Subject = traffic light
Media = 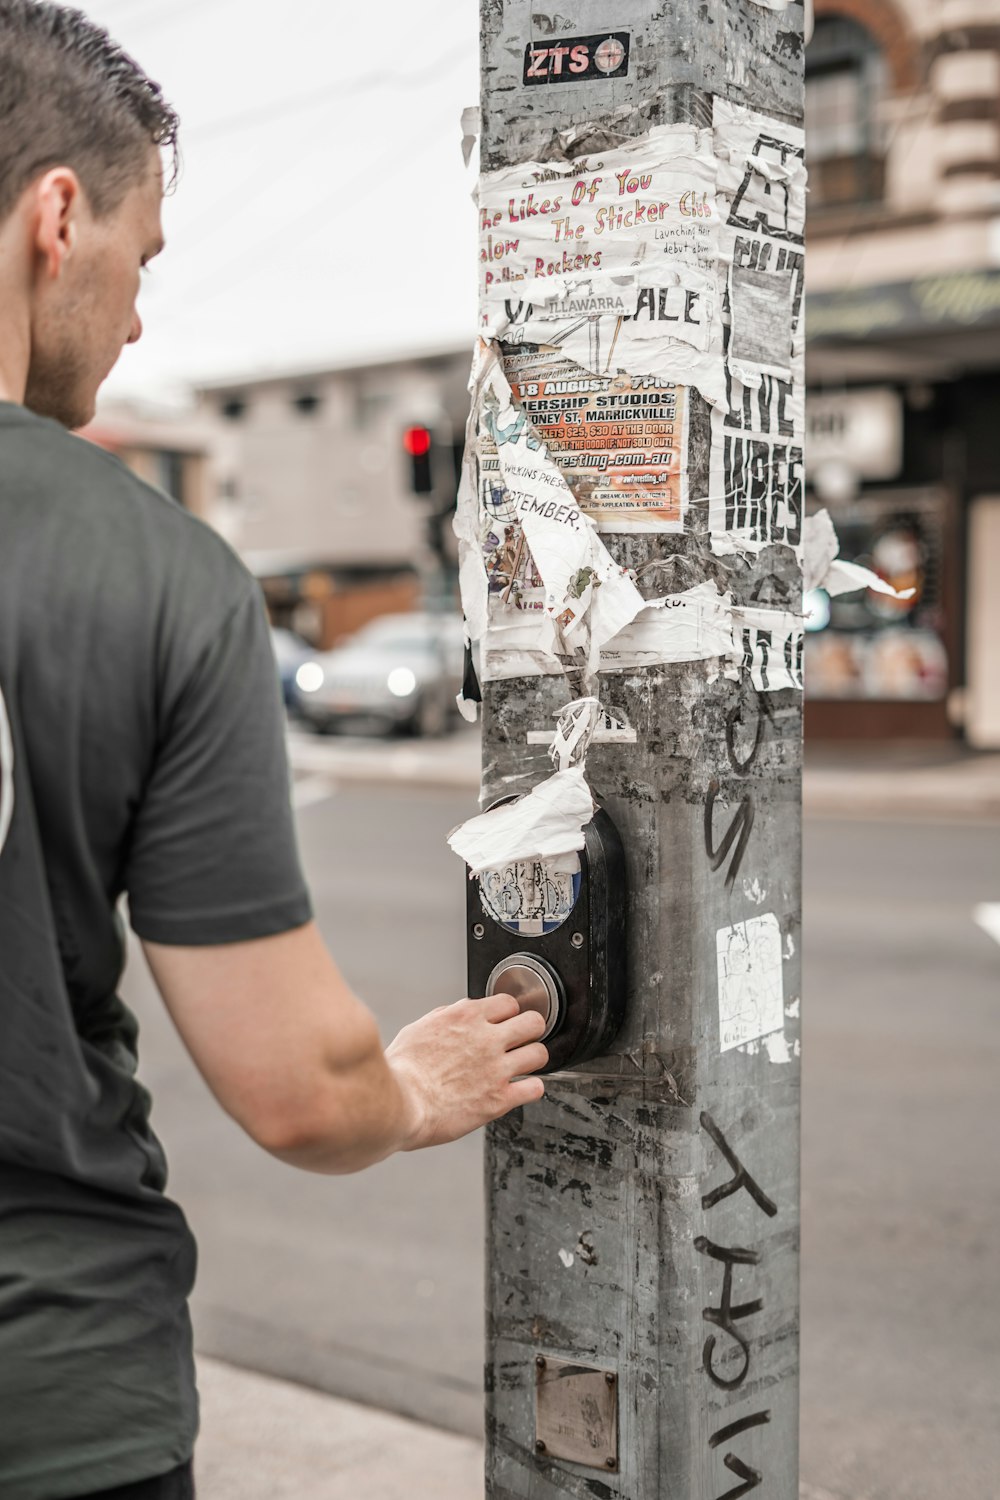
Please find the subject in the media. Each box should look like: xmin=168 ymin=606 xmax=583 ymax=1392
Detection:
xmin=403 ymin=424 xmax=434 ymax=494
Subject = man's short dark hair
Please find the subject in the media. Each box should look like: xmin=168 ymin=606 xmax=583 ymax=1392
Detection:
xmin=0 ymin=0 xmax=178 ymax=220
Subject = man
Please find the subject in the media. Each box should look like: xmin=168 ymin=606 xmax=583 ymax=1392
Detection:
xmin=0 ymin=5 xmax=548 ymax=1497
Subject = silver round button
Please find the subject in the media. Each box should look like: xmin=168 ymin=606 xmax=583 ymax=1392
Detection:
xmin=485 ymin=954 xmax=563 ymax=1040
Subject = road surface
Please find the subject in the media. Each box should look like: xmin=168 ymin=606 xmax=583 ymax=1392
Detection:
xmin=123 ymin=778 xmax=1000 ymax=1500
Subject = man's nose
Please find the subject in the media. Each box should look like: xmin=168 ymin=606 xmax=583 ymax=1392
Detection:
xmin=127 ymin=309 xmax=143 ymax=345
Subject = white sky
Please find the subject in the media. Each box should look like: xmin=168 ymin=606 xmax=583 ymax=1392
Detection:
xmin=83 ymin=0 xmax=480 ymax=402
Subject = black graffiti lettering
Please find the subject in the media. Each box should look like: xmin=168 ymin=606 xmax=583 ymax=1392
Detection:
xmin=716 ymin=1452 xmax=763 ymax=1500
xmin=725 ymin=693 xmax=766 ymax=774
xmin=700 ymin=1112 xmax=778 ymax=1217
xmin=704 ymin=780 xmax=755 ymax=890
xmin=694 ymin=1237 xmax=762 ymax=1390
xmin=709 ymin=1410 xmax=771 ymax=1449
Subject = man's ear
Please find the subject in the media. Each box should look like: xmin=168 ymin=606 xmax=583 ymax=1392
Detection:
xmin=32 ymin=167 xmax=83 ymax=281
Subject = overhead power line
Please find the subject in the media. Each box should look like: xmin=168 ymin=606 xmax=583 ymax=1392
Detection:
xmin=186 ymin=38 xmax=472 ymax=145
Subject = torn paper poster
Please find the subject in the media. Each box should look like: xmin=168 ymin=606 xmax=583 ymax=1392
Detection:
xmin=482 ymin=347 xmax=687 ymax=533
xmin=717 ymin=912 xmax=784 ymax=1052
xmin=549 ymin=696 xmax=604 ymax=770
xmin=599 ymin=582 xmax=736 ymax=673
xmin=747 ymin=0 xmax=795 ymax=8
xmin=527 ymin=705 xmax=637 ymax=749
xmin=460 ymin=341 xmax=646 ymax=674
xmin=802 ymin=507 xmax=839 ymax=592
xmin=730 ymin=605 xmax=804 ymax=692
xmin=477 ymin=581 xmax=736 ymax=680
xmin=708 ymin=100 xmax=806 ymax=555
xmin=460 ymin=105 xmax=480 ymax=168
xmin=448 ymin=764 xmax=594 ymax=876
xmin=477 ymin=125 xmax=727 ymax=409
xmin=803 ymin=508 xmax=916 ymax=600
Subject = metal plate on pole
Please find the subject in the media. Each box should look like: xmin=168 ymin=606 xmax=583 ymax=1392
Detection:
xmin=534 ymin=1356 xmax=618 ymax=1471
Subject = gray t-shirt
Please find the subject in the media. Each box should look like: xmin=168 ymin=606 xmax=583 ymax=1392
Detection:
xmin=0 ymin=404 xmax=312 ymax=1498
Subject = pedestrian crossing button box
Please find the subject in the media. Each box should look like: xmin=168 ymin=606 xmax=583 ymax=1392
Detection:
xmin=467 ymin=802 xmax=626 ymax=1073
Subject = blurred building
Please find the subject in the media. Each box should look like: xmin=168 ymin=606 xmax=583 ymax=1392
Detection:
xmin=98 ymin=3 xmax=999 ymax=741
xmin=805 ymin=0 xmax=1000 ymax=745
xmin=81 ymin=402 xmax=216 ymax=524
xmin=194 ymin=349 xmax=468 ymax=647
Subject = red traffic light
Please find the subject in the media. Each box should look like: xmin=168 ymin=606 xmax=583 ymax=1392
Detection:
xmin=403 ymin=425 xmax=432 ymax=457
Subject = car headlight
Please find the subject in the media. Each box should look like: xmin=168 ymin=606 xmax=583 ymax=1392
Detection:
xmin=295 ymin=662 xmax=325 ymax=693
xmin=386 ymin=667 xmax=417 ymax=698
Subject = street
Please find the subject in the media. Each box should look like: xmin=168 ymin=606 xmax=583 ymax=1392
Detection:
xmin=122 ymin=776 xmax=1000 ymax=1500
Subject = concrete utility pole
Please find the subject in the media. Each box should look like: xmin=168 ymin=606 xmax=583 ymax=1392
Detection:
xmin=467 ymin=3 xmax=806 ymax=1497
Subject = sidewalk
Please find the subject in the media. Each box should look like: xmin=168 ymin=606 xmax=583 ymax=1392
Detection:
xmin=195 ymin=1357 xmax=481 ymax=1500
xmin=199 ymin=1362 xmax=857 ymax=1500
xmin=287 ymin=724 xmax=1000 ymax=821
xmin=197 ymin=1357 xmax=856 ymax=1500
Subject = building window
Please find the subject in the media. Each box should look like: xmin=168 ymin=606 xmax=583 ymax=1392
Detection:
xmin=292 ymin=391 xmax=322 ymax=416
xmin=354 ymin=387 xmax=393 ymax=431
xmin=219 ymin=396 xmax=247 ymax=421
xmin=152 ymin=450 xmax=187 ymax=506
xmin=806 ymin=16 xmax=888 ymax=209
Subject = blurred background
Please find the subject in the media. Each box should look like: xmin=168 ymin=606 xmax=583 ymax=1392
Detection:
xmin=69 ymin=0 xmax=1000 ymax=1495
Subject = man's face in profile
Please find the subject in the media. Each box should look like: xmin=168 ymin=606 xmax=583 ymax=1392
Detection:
xmin=24 ymin=150 xmax=165 ymax=431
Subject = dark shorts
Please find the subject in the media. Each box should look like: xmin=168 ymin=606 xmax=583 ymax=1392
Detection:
xmin=74 ymin=1461 xmax=194 ymax=1500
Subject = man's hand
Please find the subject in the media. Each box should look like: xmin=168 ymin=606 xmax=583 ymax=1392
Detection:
xmin=386 ymin=995 xmax=548 ymax=1151
xmin=143 ymin=922 xmax=547 ymax=1175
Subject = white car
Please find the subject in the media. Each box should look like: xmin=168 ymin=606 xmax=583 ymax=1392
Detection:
xmin=292 ymin=612 xmax=467 ymax=737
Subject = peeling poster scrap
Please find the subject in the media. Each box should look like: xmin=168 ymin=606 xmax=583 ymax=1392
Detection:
xmin=478 ymin=124 xmax=726 ymax=416
xmin=447 ymin=764 xmax=594 ymax=877
xmin=709 ymin=99 xmax=806 ymax=556
xmin=803 ymin=507 xmax=916 ymax=601
xmin=717 ymin=912 xmax=784 ymax=1052
xmin=470 ymin=343 xmax=646 ymax=672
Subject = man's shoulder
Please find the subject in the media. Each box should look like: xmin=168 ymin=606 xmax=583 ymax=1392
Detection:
xmin=4 ymin=404 xmax=254 ymax=609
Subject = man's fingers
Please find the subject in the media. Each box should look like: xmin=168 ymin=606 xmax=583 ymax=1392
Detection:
xmin=501 ymin=1075 xmax=546 ymax=1112
xmin=505 ymin=1041 xmax=549 ymax=1077
xmin=496 ymin=1007 xmax=548 ymax=1048
xmin=480 ymin=992 xmax=521 ymax=1023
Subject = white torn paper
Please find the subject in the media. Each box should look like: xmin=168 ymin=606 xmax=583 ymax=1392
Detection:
xmin=477 ymin=581 xmax=789 ymax=683
xmin=599 ymin=581 xmax=735 ymax=672
xmin=717 ymin=913 xmax=784 ymax=1052
xmin=802 ymin=507 xmax=839 ymax=592
xmin=549 ymin=697 xmax=604 ymax=770
xmin=460 ymin=105 xmax=480 ymax=168
xmin=447 ymin=765 xmax=595 ymax=876
xmin=803 ymin=508 xmax=916 ymax=601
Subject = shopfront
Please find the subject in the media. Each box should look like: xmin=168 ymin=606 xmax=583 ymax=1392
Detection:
xmin=805 ymin=271 xmax=1000 ymax=742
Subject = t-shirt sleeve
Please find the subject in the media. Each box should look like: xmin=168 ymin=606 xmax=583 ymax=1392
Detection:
xmin=125 ymin=585 xmax=313 ymax=945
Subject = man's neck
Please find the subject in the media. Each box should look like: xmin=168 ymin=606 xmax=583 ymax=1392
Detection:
xmin=0 ymin=324 xmax=28 ymax=407
xmin=0 ymin=257 xmax=32 ymax=406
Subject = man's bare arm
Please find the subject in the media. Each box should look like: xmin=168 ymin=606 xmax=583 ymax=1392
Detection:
xmin=142 ymin=921 xmax=547 ymax=1175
